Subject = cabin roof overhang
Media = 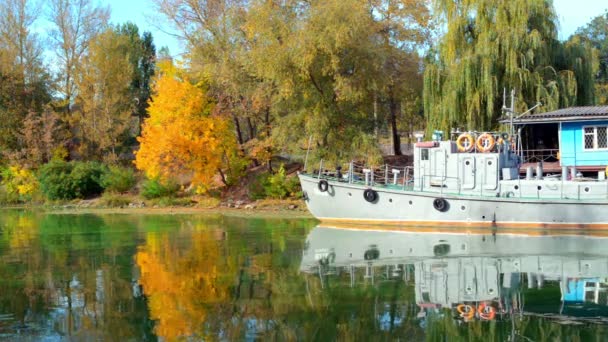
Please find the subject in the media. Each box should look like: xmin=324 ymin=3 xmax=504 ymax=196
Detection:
xmin=499 ymin=105 xmax=608 ymax=125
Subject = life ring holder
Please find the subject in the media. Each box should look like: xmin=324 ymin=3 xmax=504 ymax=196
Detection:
xmin=456 ymin=304 xmax=475 ymax=320
xmin=477 ymin=303 xmax=496 ymax=320
xmin=363 ymin=188 xmax=378 ymax=203
xmin=476 ymin=133 xmax=496 ymax=152
xmin=318 ymin=179 xmax=329 ymax=192
xmin=456 ymin=133 xmax=475 ymax=152
xmin=433 ymin=198 xmax=448 ymax=212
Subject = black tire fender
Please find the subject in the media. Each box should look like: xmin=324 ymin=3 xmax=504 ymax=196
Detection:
xmin=318 ymin=179 xmax=329 ymax=192
xmin=363 ymin=188 xmax=378 ymax=203
xmin=433 ymin=198 xmax=448 ymax=212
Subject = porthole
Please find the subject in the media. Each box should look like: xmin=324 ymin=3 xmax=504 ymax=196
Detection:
xmin=348 ymin=192 xmax=352 ymax=196
xmin=488 ymin=160 xmax=493 ymax=166
xmin=389 ymin=198 xmax=393 ymax=203
xmin=514 ymin=185 xmax=519 ymax=190
xmin=537 ymin=185 xmax=542 ymax=191
xmin=584 ymin=187 xmax=590 ymax=193
xmin=460 ymin=205 xmax=466 ymax=211
xmin=465 ymin=161 xmax=470 ymax=166
xmin=408 ymin=200 xmax=413 ymax=205
xmin=389 ymin=249 xmax=394 ymax=254
xmin=482 ymin=215 xmax=486 ymax=219
xmin=349 ymin=253 xmax=352 ymax=258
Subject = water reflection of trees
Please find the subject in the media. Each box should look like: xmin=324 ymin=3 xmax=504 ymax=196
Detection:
xmin=2 ymin=212 xmax=608 ymax=340
xmin=0 ymin=212 xmax=155 ymax=340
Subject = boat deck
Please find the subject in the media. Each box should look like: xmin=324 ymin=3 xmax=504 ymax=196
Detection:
xmin=519 ymin=162 xmax=605 ymax=174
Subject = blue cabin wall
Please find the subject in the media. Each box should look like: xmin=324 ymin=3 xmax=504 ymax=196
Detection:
xmin=560 ymin=121 xmax=608 ymax=167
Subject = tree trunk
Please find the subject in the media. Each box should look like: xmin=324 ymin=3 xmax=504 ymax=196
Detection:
xmin=233 ymin=114 xmax=244 ymax=146
xmin=389 ymin=93 xmax=402 ymax=155
xmin=246 ymin=117 xmax=255 ymax=141
xmin=247 ymin=117 xmax=260 ymax=167
xmin=217 ymin=167 xmax=227 ymax=186
xmin=265 ymin=107 xmax=273 ymax=173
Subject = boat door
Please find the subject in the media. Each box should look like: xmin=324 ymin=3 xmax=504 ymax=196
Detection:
xmin=461 ymin=156 xmax=475 ymax=190
xmin=483 ymin=156 xmax=498 ymax=190
xmin=430 ymin=149 xmax=446 ymax=185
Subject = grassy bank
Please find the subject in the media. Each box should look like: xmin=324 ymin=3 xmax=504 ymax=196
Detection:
xmin=1 ymin=195 xmax=313 ymax=219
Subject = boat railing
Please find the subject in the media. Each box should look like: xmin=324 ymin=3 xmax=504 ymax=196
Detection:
xmin=521 ymin=148 xmax=559 ymax=163
xmin=311 ymin=160 xmax=415 ymax=190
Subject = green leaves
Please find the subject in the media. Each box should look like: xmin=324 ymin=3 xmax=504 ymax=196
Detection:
xmin=424 ymin=0 xmax=597 ymax=132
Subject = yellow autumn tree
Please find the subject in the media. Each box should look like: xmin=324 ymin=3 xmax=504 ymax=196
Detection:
xmin=135 ymin=228 xmax=234 ymax=340
xmin=135 ymin=61 xmax=244 ymax=190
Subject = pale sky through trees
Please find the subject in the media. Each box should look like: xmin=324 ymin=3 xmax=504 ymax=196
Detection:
xmin=101 ymin=0 xmax=608 ymax=58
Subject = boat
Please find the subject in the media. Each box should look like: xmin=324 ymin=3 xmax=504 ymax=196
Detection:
xmin=298 ymin=128 xmax=608 ymax=228
xmin=301 ymin=225 xmax=608 ymax=323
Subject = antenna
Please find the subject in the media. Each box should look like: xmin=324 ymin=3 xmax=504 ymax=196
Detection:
xmin=304 ymin=135 xmax=313 ymax=171
xmin=509 ymin=89 xmax=516 ymax=136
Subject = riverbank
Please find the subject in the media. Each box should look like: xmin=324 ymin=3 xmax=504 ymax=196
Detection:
xmin=0 ymin=197 xmax=315 ymax=219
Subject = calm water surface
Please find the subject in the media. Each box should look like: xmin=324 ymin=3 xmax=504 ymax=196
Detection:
xmin=0 ymin=210 xmax=607 ymax=341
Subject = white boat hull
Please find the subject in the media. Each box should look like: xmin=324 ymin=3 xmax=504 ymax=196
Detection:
xmin=299 ymin=174 xmax=608 ymax=228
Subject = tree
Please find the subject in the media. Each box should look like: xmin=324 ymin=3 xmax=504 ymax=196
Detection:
xmin=244 ymin=0 xmax=430 ymax=162
xmin=135 ymin=61 xmax=245 ymax=190
xmin=115 ymin=23 xmax=156 ymax=127
xmin=572 ymin=10 xmax=608 ymax=104
xmin=424 ymin=0 xmax=597 ymax=133
xmin=48 ymin=0 xmax=110 ymax=113
xmin=368 ymin=0 xmax=431 ymax=155
xmin=75 ymin=29 xmax=134 ymax=162
xmin=0 ymin=0 xmax=52 ymax=162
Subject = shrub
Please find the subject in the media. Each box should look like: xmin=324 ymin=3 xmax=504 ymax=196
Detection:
xmin=252 ymin=164 xmax=302 ymax=200
xmin=0 ymin=166 xmax=39 ymax=202
xmin=38 ymin=161 xmax=106 ymax=200
xmin=140 ymin=178 xmax=179 ymax=199
xmin=248 ymin=173 xmax=270 ymax=200
xmin=37 ymin=161 xmax=75 ymax=200
xmin=100 ymin=192 xmax=132 ymax=207
xmin=101 ymin=166 xmax=136 ymax=193
xmin=70 ymin=161 xmax=106 ymax=197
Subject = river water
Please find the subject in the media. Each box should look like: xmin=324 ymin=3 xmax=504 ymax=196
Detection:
xmin=0 ymin=210 xmax=607 ymax=341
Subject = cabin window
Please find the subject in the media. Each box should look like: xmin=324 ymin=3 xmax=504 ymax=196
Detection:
xmin=583 ymin=126 xmax=608 ymax=150
xmin=421 ymin=149 xmax=429 ymax=160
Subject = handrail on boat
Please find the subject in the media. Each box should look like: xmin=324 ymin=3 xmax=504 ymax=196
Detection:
xmin=308 ymin=159 xmax=608 ymax=201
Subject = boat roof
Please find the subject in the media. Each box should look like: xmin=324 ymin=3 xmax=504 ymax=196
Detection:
xmin=501 ymin=105 xmax=608 ymax=124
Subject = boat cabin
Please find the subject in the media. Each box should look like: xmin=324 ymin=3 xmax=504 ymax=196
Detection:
xmin=411 ymin=128 xmax=608 ymax=200
xmin=506 ymin=105 xmax=608 ymax=174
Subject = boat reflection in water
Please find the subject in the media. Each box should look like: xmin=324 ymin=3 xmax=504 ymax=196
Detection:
xmin=300 ymin=225 xmax=608 ymax=328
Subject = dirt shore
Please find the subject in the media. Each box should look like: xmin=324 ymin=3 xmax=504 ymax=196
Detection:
xmin=1 ymin=200 xmax=315 ymax=220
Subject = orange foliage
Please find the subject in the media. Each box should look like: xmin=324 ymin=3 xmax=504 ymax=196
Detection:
xmin=135 ymin=229 xmax=232 ymax=340
xmin=135 ymin=62 xmax=242 ymax=189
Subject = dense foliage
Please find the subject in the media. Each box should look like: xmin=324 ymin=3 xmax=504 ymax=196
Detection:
xmin=571 ymin=10 xmax=608 ymax=104
xmin=140 ymin=178 xmax=180 ymax=199
xmin=424 ymin=0 xmax=597 ymax=132
xmin=135 ymin=61 xmax=245 ymax=191
xmin=0 ymin=0 xmax=607 ymax=202
xmin=100 ymin=166 xmax=137 ymax=193
xmin=38 ymin=161 xmax=106 ymax=200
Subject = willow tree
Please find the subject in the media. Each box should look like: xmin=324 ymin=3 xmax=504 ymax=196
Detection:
xmin=424 ymin=0 xmax=597 ymax=133
xmin=571 ymin=10 xmax=608 ymax=104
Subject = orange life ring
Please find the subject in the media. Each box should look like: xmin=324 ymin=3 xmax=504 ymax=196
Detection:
xmin=456 ymin=133 xmax=475 ymax=152
xmin=477 ymin=303 xmax=496 ymax=320
xmin=476 ymin=133 xmax=495 ymax=152
xmin=456 ymin=304 xmax=475 ymax=319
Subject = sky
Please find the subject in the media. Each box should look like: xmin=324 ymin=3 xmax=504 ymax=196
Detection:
xmin=31 ymin=0 xmax=608 ymax=60
xmin=553 ymin=0 xmax=608 ymax=40
xmin=102 ymin=0 xmax=608 ymax=58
